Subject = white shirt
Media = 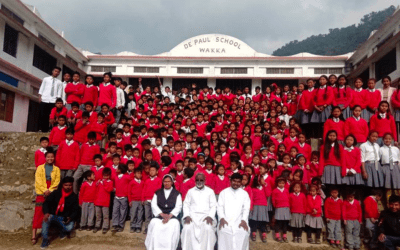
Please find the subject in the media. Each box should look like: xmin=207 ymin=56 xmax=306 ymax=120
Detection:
xmin=39 ymin=76 xmax=63 ymax=103
xmin=116 ymin=87 xmax=125 ymax=108
xmin=278 ymin=114 xmax=291 ymax=125
xmin=151 ymin=188 xmax=182 ymax=217
xmin=360 ymin=141 xmax=380 ymax=162
xmin=379 ymin=145 xmax=400 ymax=164
xmin=217 ymin=187 xmax=250 ymax=231
xmin=183 ymin=186 xmax=217 ymax=221
xmin=61 ymin=81 xmax=68 ymax=104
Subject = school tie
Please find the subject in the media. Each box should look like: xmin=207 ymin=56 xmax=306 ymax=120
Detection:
xmin=389 ymin=146 xmax=394 ymax=170
xmin=372 ymin=143 xmax=379 ymax=171
xmin=51 ymin=78 xmax=55 ymax=97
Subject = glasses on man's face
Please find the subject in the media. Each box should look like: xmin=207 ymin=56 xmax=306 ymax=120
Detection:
xmin=195 ymin=179 xmax=205 ymax=182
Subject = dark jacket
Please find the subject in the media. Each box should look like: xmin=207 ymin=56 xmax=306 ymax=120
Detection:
xmin=379 ymin=209 xmax=400 ymax=237
xmin=42 ymin=189 xmax=80 ymax=221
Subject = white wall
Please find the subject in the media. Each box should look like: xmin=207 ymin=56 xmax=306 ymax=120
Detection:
xmin=0 ymin=93 xmax=29 ymax=132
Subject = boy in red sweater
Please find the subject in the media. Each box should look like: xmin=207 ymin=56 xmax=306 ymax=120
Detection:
xmin=324 ymin=187 xmax=343 ymax=248
xmin=56 ymin=128 xmax=80 ymax=179
xmin=48 ymin=115 xmax=67 ymax=150
xmin=180 ymin=168 xmax=195 ymax=201
xmin=64 ymin=72 xmax=85 ymax=109
xmin=213 ymin=164 xmax=230 ymax=197
xmin=73 ymin=112 xmax=91 ymax=144
xmin=94 ymin=168 xmax=113 ymax=234
xmin=49 ymin=98 xmax=67 ymax=128
xmin=363 ymin=190 xmax=383 ymax=249
xmin=67 ymin=102 xmax=82 ymax=126
xmin=35 ymin=137 xmax=48 ymax=168
xmin=112 ymin=164 xmax=133 ymax=232
xmin=128 ymin=168 xmax=144 ymax=233
xmin=91 ymin=113 xmax=107 ymax=146
xmin=79 ymin=170 xmax=96 ymax=230
xmin=91 ymin=154 xmax=105 ymax=181
xmin=343 ymin=191 xmax=362 ymax=250
xmin=141 ymin=164 xmax=162 ymax=234
xmin=82 ymin=75 xmax=99 ymax=110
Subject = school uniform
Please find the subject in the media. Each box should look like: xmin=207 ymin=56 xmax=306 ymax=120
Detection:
xmin=81 ymin=84 xmax=99 ymax=108
xmin=98 ymin=82 xmax=117 ymax=108
xmin=249 ymin=184 xmax=271 ymax=223
xmin=180 ymin=178 xmax=195 ymax=201
xmin=49 ymin=107 xmax=67 ymax=120
xmin=67 ymin=110 xmax=82 ymax=121
xmin=94 ymin=179 xmax=114 ymax=230
xmin=379 ymin=145 xmax=400 ymax=189
xmin=342 ymin=146 xmax=364 ymax=185
xmin=56 ymin=139 xmax=80 ymax=178
xmin=369 ymin=113 xmax=398 ymax=143
xmin=305 ymin=195 xmax=323 ymax=229
xmin=65 ymin=82 xmax=85 ymax=106
xmin=128 ymin=178 xmax=144 ymax=230
xmin=364 ymin=88 xmax=381 ymax=122
xmin=295 ymin=88 xmax=316 ymax=124
xmin=364 ymin=196 xmax=380 ymax=248
xmin=113 ymin=173 xmax=133 ymax=228
xmin=324 ymin=197 xmax=343 ymax=241
xmin=141 ymin=176 xmax=162 ymax=231
xmin=90 ymin=166 xmax=104 ymax=181
xmin=202 ymin=169 xmax=215 ymax=189
xmin=213 ymin=174 xmax=230 ymax=197
xmin=350 ymin=87 xmax=368 ymax=114
xmin=390 ymin=89 xmax=400 ymax=121
xmin=342 ymin=199 xmax=362 ymax=249
xmin=283 ymin=137 xmax=298 ymax=152
xmin=360 ymin=141 xmax=384 ymax=187
xmin=49 ymin=125 xmax=67 ymax=147
xmin=289 ymin=192 xmax=306 ymax=228
xmin=79 ymin=180 xmax=97 ymax=228
xmin=323 ymin=118 xmax=345 ymax=142
xmin=74 ymin=120 xmax=92 ymax=144
xmin=333 ymin=86 xmax=353 ymax=119
xmin=35 ymin=147 xmax=46 ymax=168
xmin=272 ymin=187 xmax=290 ymax=235
xmin=319 ymin=144 xmax=346 ymax=185
xmin=344 ymin=116 xmax=369 ymax=144
xmin=310 ymin=86 xmax=334 ymax=123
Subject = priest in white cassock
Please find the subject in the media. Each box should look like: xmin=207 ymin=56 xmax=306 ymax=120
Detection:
xmin=145 ymin=174 xmax=182 ymax=250
xmin=217 ymin=173 xmax=251 ymax=250
xmin=181 ymin=172 xmax=217 ymax=250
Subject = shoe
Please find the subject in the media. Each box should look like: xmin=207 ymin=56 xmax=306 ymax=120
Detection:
xmin=315 ymin=239 xmax=321 ymax=244
xmin=111 ymin=226 xmax=118 ymax=233
xmin=79 ymin=226 xmax=86 ymax=231
xmin=40 ymin=239 xmax=49 ymax=249
xmin=93 ymin=227 xmax=100 ymax=233
xmin=143 ymin=229 xmax=147 ymax=234
xmin=298 ymin=237 xmax=302 ymax=243
xmin=275 ymin=237 xmax=282 ymax=243
xmin=261 ymin=233 xmax=267 ymax=243
xmin=87 ymin=226 xmax=93 ymax=231
xmin=60 ymin=233 xmax=67 ymax=240
xmin=293 ymin=237 xmax=298 ymax=243
xmin=283 ymin=237 xmax=288 ymax=243
xmin=102 ymin=228 xmax=108 ymax=234
xmin=130 ymin=228 xmax=135 ymax=233
xmin=308 ymin=238 xmax=315 ymax=244
xmin=68 ymin=230 xmax=76 ymax=238
xmin=135 ymin=228 xmax=142 ymax=233
xmin=117 ymin=227 xmax=124 ymax=232
xmin=251 ymin=232 xmax=256 ymax=241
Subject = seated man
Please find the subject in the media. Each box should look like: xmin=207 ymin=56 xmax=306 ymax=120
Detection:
xmin=217 ymin=173 xmax=250 ymax=250
xmin=378 ymin=194 xmax=400 ymax=250
xmin=181 ymin=172 xmax=217 ymax=250
xmin=40 ymin=177 xmax=79 ymax=249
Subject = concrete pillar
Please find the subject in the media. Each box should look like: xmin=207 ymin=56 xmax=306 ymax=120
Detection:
xmin=251 ymin=79 xmax=262 ymax=95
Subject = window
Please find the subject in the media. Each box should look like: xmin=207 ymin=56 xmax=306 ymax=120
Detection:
xmin=0 ymin=87 xmax=15 ymax=122
xmin=220 ymin=68 xmax=247 ymax=74
xmin=177 ymin=67 xmax=203 ymax=74
xmin=91 ymin=66 xmax=116 ymax=73
xmin=134 ymin=67 xmax=160 ymax=73
xmin=375 ymin=48 xmax=397 ymax=81
xmin=3 ymin=24 xmax=18 ymax=57
xmin=38 ymin=34 xmax=55 ymax=49
xmin=266 ymin=68 xmax=294 ymax=74
xmin=33 ymin=45 xmax=57 ymax=75
xmin=66 ymin=55 xmax=78 ymax=66
xmin=1 ymin=5 xmax=24 ymax=25
xmin=314 ymin=68 xmax=343 ymax=74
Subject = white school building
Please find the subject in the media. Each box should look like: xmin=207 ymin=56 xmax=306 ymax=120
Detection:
xmin=0 ymin=0 xmax=399 ymax=132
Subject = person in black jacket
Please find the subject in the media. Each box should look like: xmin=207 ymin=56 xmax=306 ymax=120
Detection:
xmin=40 ymin=176 xmax=80 ymax=249
xmin=378 ymin=195 xmax=400 ymax=250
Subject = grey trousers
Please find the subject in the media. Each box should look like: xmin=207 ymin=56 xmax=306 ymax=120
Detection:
xmin=364 ymin=218 xmax=378 ymax=248
xmin=130 ymin=201 xmax=144 ymax=229
xmin=345 ymin=220 xmax=360 ymax=249
xmin=112 ymin=197 xmax=128 ymax=228
xmin=73 ymin=164 xmax=92 ymax=193
xmin=327 ymin=219 xmax=342 ymax=241
xmin=144 ymin=201 xmax=153 ymax=230
xmin=80 ymin=202 xmax=95 ymax=227
xmin=95 ymin=206 xmax=110 ymax=229
xmin=60 ymin=169 xmax=74 ymax=180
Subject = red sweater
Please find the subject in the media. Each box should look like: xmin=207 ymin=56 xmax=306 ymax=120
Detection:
xmin=35 ymin=149 xmax=46 ymax=168
xmin=88 ymin=111 xmax=98 ymax=124
xmin=333 ymin=86 xmax=353 ymax=108
xmin=102 ymin=112 xmax=115 ymax=126
xmin=324 ymin=197 xmax=343 ymax=220
xmin=369 ymin=113 xmax=397 ymax=141
xmin=319 ymin=144 xmax=346 ymax=176
xmin=323 ymin=119 xmax=345 ymax=141
xmin=94 ymin=179 xmax=114 ymax=207
xmin=73 ymin=120 xmax=92 ymax=143
xmin=79 ymin=143 xmax=100 ymax=166
xmin=49 ymin=126 xmax=67 ymax=146
xmin=91 ymin=166 xmax=105 ymax=181
xmin=283 ymin=137 xmax=298 ymax=152
xmin=56 ymin=140 xmax=80 ymax=170
xmin=344 ymin=117 xmax=369 ymax=143
xmin=272 ymin=188 xmax=290 ymax=208
xmin=289 ymin=192 xmax=307 ymax=214
xmin=364 ymin=196 xmax=380 ymax=219
xmin=141 ymin=177 xmax=162 ymax=201
xmin=65 ymin=82 xmax=85 ymax=104
xmin=49 ymin=107 xmax=67 ymax=120
xmin=67 ymin=110 xmax=82 ymax=120
xmin=98 ymin=83 xmax=117 ymax=108
xmin=312 ymin=86 xmax=334 ymax=106
xmin=295 ymin=143 xmax=312 ymax=161
xmin=366 ymin=90 xmax=381 ymax=110
xmin=79 ymin=181 xmax=97 ymax=204
xmin=213 ymin=175 xmax=230 ymax=195
xmin=82 ymin=85 xmax=99 ymax=107
xmin=202 ymin=170 xmax=215 ymax=189
xmin=114 ymin=174 xmax=133 ymax=197
xmin=342 ymin=199 xmax=362 ymax=222
xmin=350 ymin=89 xmax=368 ymax=109
xmin=91 ymin=122 xmax=107 ymax=141
xmin=306 ymin=195 xmax=322 ymax=217
xmin=128 ymin=178 xmax=143 ymax=202
xmin=298 ymin=89 xmax=316 ymax=111
xmin=343 ymin=147 xmax=362 ymax=176
xmin=251 ymin=184 xmax=271 ymax=206
xmin=180 ymin=178 xmax=196 ymax=200
xmin=391 ymin=90 xmax=400 ymax=109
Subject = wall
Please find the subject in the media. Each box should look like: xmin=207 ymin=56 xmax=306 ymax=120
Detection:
xmin=0 ymin=93 xmax=29 ymax=132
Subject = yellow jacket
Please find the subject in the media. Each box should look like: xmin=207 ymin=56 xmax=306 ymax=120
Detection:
xmin=35 ymin=164 xmax=61 ymax=195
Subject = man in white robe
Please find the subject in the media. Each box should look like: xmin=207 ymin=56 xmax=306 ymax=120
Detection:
xmin=217 ymin=173 xmax=250 ymax=250
xmin=181 ymin=172 xmax=217 ymax=250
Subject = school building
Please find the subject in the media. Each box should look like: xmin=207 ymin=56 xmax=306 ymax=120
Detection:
xmin=0 ymin=0 xmax=399 ymax=132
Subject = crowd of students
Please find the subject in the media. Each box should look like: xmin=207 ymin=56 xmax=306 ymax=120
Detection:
xmin=32 ymin=67 xmax=400 ymax=250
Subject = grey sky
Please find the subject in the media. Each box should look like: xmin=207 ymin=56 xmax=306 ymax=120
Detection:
xmin=23 ymin=0 xmax=398 ymax=55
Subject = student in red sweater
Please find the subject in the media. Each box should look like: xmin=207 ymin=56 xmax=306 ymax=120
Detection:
xmin=100 ymin=104 xmax=116 ymax=128
xmin=289 ymin=181 xmax=307 ymax=243
xmin=363 ymin=190 xmax=383 ymax=249
xmin=332 ymin=74 xmax=353 ymax=119
xmin=212 ymin=164 xmax=230 ymax=198
xmin=203 ymin=158 xmax=215 ymax=189
xmin=350 ymin=78 xmax=368 ymax=118
xmin=343 ymin=191 xmax=362 ymax=250
xmin=365 ymin=78 xmax=382 ymax=122
xmin=128 ymin=167 xmax=144 ymax=233
xmin=112 ymin=164 xmax=133 ymax=232
xmin=49 ymin=98 xmax=67 ymax=127
xmin=180 ymin=167 xmax=195 ymax=201
xmin=56 ymin=128 xmax=80 ymax=179
xmin=98 ymin=72 xmax=117 ymax=110
xmin=48 ymin=115 xmax=67 ymax=150
xmin=323 ymin=106 xmax=345 ymax=143
xmin=296 ymin=79 xmax=316 ymax=134
xmin=305 ymin=185 xmax=323 ymax=244
xmin=64 ymin=72 xmax=85 ymax=110
xmin=84 ymin=101 xmax=98 ymax=124
xmin=369 ymin=101 xmax=398 ymax=145
xmin=91 ymin=113 xmax=107 ymax=146
xmin=81 ymin=75 xmax=99 ymax=110
xmin=249 ymin=175 xmax=271 ymax=243
xmin=79 ymin=170 xmax=96 ymax=230
xmin=73 ymin=112 xmax=92 ymax=144
xmin=283 ymin=128 xmax=298 ymax=152
xmin=93 ymin=167 xmax=113 ymax=234
xmin=344 ymin=106 xmax=369 ymax=145
xmin=141 ymin=163 xmax=162 ymax=234
xmin=35 ymin=137 xmax=49 ymax=168
xmin=324 ymin=186 xmax=343 ymax=248
xmin=342 ymin=134 xmax=364 ymax=186
xmin=66 ymin=102 xmax=82 ymax=126
xmin=90 ymin=154 xmax=104 ymax=181
xmin=272 ymin=177 xmax=291 ymax=243
xmin=295 ymin=133 xmax=312 ymax=162
xmin=157 ymin=156 xmax=172 ymax=179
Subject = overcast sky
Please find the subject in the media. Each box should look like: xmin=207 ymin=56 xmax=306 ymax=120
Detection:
xmin=23 ymin=0 xmax=398 ymax=55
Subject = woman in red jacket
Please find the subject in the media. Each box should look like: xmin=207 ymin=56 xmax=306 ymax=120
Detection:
xmin=333 ymin=75 xmax=353 ymax=119
xmin=305 ymin=185 xmax=323 ymax=244
xmin=369 ymin=101 xmax=398 ymax=145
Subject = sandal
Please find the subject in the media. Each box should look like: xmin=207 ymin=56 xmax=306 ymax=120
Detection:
xmin=251 ymin=232 xmax=256 ymax=241
xmin=31 ymin=237 xmax=37 ymax=245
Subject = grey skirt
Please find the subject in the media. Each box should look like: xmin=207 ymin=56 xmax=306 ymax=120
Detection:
xmin=342 ymin=173 xmax=364 ymax=185
xmin=394 ymin=110 xmax=400 ymax=122
xmin=267 ymin=196 xmax=273 ymax=211
xmin=310 ymin=105 xmax=332 ymax=123
xmin=364 ymin=162 xmax=384 ymax=188
xmin=362 ymin=109 xmax=374 ymax=123
xmin=249 ymin=205 xmax=269 ymax=222
xmin=322 ymin=165 xmax=343 ymax=185
xmin=305 ymin=214 xmax=324 ymax=229
xmin=290 ymin=213 xmax=305 ymax=228
xmin=338 ymin=105 xmax=352 ymax=119
xmin=275 ymin=207 xmax=291 ymax=220
xmin=382 ymin=163 xmax=400 ymax=189
xmin=294 ymin=110 xmax=311 ymax=124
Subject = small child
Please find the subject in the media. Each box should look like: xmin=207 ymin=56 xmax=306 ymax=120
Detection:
xmin=272 ymin=177 xmax=291 ymax=243
xmin=363 ymin=189 xmax=382 ymax=249
xmin=141 ymin=164 xmax=162 ymax=234
xmin=305 ymin=185 xmax=323 ymax=244
xmin=91 ymin=154 xmax=104 ymax=181
xmin=93 ymin=167 xmax=113 ymax=234
xmin=128 ymin=168 xmax=144 ymax=233
xmin=324 ymin=186 xmax=343 ymax=248
xmin=158 ymin=156 xmax=172 ymax=179
xmin=342 ymin=134 xmax=364 ymax=185
xmin=289 ymin=181 xmax=307 ymax=243
xmin=212 ymin=164 xmax=230 ymax=200
xmin=112 ymin=164 xmax=133 ymax=232
xmin=49 ymin=98 xmax=67 ymax=127
xmin=180 ymin=167 xmax=195 ymax=201
xmin=67 ymin=102 xmax=82 ymax=126
xmin=342 ymin=191 xmax=362 ymax=250
xmin=35 ymin=137 xmax=48 ymax=168
xmin=79 ymin=170 xmax=96 ymax=231
xmin=56 ymin=128 xmax=80 ymax=179
xmin=48 ymin=115 xmax=67 ymax=151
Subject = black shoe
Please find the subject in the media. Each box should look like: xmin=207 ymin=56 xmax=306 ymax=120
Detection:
xmin=117 ymin=227 xmax=124 ymax=232
xmin=79 ymin=226 xmax=86 ymax=231
xmin=130 ymin=228 xmax=135 ymax=233
xmin=102 ymin=228 xmax=108 ymax=234
xmin=93 ymin=227 xmax=100 ymax=233
xmin=111 ymin=226 xmax=118 ymax=233
xmin=315 ymin=239 xmax=321 ymax=244
xmin=135 ymin=228 xmax=142 ymax=233
xmin=308 ymin=238 xmax=315 ymax=244
xmin=87 ymin=226 xmax=93 ymax=231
